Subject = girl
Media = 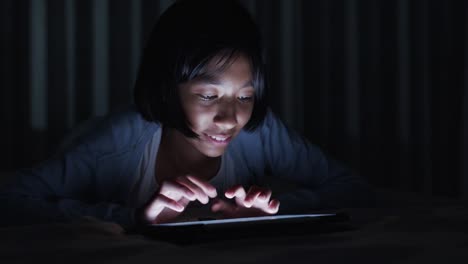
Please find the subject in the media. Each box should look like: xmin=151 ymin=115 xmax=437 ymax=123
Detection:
xmin=0 ymin=0 xmax=374 ymax=228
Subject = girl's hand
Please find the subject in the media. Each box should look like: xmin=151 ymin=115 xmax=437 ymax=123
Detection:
xmin=210 ymin=185 xmax=280 ymax=218
xmin=137 ymin=175 xmax=217 ymax=225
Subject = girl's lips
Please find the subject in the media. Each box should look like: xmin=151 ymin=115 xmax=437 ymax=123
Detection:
xmin=204 ymin=133 xmax=232 ymax=145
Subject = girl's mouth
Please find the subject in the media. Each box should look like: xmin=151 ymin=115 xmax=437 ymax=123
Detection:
xmin=204 ymin=133 xmax=232 ymax=145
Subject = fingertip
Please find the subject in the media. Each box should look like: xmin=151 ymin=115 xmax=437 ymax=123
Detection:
xmin=271 ymin=205 xmax=279 ymax=214
xmin=200 ymin=196 xmax=209 ymax=205
xmin=224 ymin=191 xmax=234 ymax=199
xmin=209 ymin=188 xmax=218 ymax=198
xmin=159 ymin=194 xmax=185 ymax=212
xmin=211 ymin=203 xmax=221 ymax=212
xmin=268 ymin=200 xmax=280 ymax=213
xmin=173 ymin=202 xmax=185 ymax=212
xmin=226 ymin=185 xmax=245 ymax=197
xmin=234 ymin=187 xmax=245 ymax=197
xmin=243 ymin=200 xmax=253 ymax=208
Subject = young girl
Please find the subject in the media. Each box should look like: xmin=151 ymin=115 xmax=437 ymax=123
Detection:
xmin=0 ymin=0 xmax=374 ymax=228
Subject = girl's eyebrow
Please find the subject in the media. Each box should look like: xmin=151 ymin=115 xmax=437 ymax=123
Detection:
xmin=241 ymin=80 xmax=254 ymax=89
xmin=194 ymin=75 xmax=254 ymax=89
xmin=194 ymin=74 xmax=221 ymax=85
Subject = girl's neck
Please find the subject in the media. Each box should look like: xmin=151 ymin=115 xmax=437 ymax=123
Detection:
xmin=156 ymin=127 xmax=221 ymax=182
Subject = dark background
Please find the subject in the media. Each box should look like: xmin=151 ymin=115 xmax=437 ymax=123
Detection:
xmin=1 ymin=0 xmax=467 ymax=200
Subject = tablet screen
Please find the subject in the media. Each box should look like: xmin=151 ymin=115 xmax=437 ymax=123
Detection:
xmin=151 ymin=213 xmax=337 ymax=227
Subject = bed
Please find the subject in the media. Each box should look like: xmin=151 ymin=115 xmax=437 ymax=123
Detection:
xmin=1 ymin=184 xmax=468 ymax=264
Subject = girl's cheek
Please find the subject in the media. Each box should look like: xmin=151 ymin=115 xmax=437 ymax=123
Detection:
xmin=186 ymin=106 xmax=218 ymax=128
xmin=238 ymin=103 xmax=254 ymax=122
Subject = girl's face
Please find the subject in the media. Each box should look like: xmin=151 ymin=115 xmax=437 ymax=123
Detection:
xmin=178 ymin=54 xmax=255 ymax=158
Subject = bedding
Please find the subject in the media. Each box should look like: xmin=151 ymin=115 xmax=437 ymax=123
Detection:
xmin=1 ymin=187 xmax=467 ymax=263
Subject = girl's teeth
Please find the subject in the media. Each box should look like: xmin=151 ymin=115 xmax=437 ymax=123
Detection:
xmin=209 ymin=135 xmax=227 ymax=141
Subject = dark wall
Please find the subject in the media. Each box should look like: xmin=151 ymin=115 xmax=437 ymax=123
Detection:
xmin=1 ymin=0 xmax=467 ymax=199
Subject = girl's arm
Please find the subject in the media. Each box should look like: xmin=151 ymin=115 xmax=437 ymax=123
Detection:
xmin=258 ymin=110 xmax=376 ymax=213
xmin=0 ymin=120 xmax=140 ymax=228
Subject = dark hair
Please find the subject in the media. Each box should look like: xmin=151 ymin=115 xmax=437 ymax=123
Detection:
xmin=134 ymin=0 xmax=267 ymax=138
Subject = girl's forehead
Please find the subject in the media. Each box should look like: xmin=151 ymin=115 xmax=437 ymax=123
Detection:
xmin=181 ymin=56 xmax=254 ymax=91
xmin=199 ymin=53 xmax=252 ymax=77
xmin=199 ymin=54 xmax=251 ymax=78
xmin=207 ymin=52 xmax=248 ymax=69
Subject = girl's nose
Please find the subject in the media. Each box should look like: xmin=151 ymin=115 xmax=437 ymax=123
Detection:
xmin=213 ymin=100 xmax=238 ymax=130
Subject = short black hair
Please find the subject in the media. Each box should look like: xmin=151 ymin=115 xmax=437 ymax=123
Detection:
xmin=134 ymin=0 xmax=267 ymax=138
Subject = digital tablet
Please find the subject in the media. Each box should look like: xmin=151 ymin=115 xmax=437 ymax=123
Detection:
xmin=154 ymin=213 xmax=341 ymax=227
xmin=138 ymin=212 xmax=354 ymax=244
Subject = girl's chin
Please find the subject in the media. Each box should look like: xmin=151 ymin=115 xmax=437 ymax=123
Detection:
xmin=184 ymin=133 xmax=233 ymax=158
xmin=199 ymin=147 xmax=227 ymax=158
xmin=195 ymin=142 xmax=229 ymax=158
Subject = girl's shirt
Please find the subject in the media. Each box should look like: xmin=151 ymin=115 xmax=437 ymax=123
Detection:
xmin=129 ymin=126 xmax=235 ymax=221
xmin=0 ymin=107 xmax=375 ymax=228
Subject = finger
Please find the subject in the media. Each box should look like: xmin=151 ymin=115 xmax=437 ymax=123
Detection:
xmin=159 ymin=181 xmax=196 ymax=201
xmin=158 ymin=194 xmax=185 ymax=212
xmin=265 ymin=199 xmax=280 ymax=214
xmin=211 ymin=199 xmax=236 ymax=214
xmin=245 ymin=186 xmax=274 ymax=207
xmin=225 ymin=185 xmax=246 ymax=199
xmin=146 ymin=194 xmax=184 ymax=220
xmin=244 ymin=186 xmax=264 ymax=207
xmin=186 ymin=175 xmax=217 ymax=198
xmin=175 ymin=177 xmax=210 ymax=204
xmin=258 ymin=189 xmax=272 ymax=202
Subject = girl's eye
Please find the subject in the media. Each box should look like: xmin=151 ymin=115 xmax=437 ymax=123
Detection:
xmin=238 ymin=96 xmax=253 ymax=102
xmin=198 ymin=94 xmax=217 ymax=101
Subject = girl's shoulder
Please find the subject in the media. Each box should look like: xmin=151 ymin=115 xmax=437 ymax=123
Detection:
xmin=57 ymin=106 xmax=160 ymax=156
xmin=236 ymin=109 xmax=283 ymax=140
xmin=230 ymin=109 xmax=277 ymax=150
